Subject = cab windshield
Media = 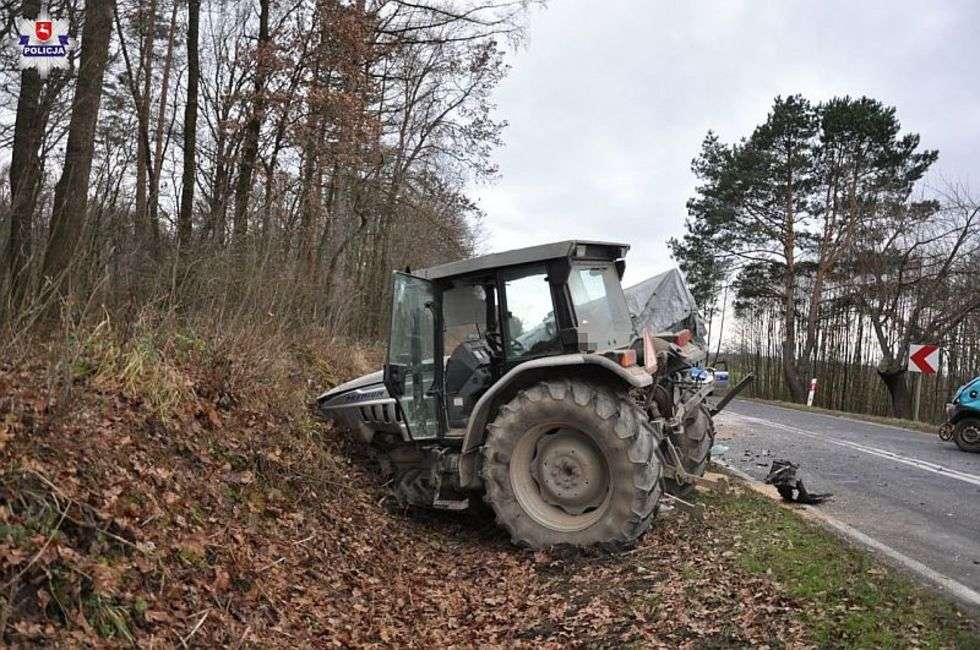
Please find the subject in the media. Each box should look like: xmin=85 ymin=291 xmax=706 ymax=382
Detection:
xmin=567 ymin=264 xmax=634 ymax=351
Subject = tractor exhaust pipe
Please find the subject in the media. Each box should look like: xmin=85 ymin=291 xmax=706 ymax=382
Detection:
xmin=711 ymin=374 xmax=754 ymax=415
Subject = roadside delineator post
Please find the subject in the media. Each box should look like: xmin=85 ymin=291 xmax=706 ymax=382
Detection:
xmin=807 ymin=377 xmax=817 ymax=407
xmin=913 ymin=374 xmax=922 ymax=422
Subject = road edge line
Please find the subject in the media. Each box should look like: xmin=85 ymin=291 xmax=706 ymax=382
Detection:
xmin=742 ymin=398 xmax=938 ymax=438
xmin=711 ymin=459 xmax=980 ymax=616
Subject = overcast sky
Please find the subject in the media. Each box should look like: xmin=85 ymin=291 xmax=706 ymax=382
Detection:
xmin=470 ymin=0 xmax=980 ymax=287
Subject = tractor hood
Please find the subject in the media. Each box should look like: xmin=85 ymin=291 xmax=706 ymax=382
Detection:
xmin=317 ymin=369 xmax=385 ymax=405
xmin=316 ymin=369 xmax=403 ymax=444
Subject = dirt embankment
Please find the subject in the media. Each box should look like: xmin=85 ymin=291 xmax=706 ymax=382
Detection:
xmin=0 ymin=319 xmax=866 ymax=646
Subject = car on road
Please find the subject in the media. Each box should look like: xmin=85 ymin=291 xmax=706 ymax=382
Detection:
xmin=941 ymin=375 xmax=980 ymax=452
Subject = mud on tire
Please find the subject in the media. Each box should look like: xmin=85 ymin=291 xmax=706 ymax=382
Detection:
xmin=663 ymin=396 xmax=715 ymax=498
xmin=480 ymin=378 xmax=663 ymax=548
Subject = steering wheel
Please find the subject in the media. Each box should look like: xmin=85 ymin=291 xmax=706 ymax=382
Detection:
xmin=485 ymin=331 xmax=504 ymax=355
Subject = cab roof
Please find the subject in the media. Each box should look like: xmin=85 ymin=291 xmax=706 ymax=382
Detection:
xmin=416 ymin=240 xmax=629 ymax=281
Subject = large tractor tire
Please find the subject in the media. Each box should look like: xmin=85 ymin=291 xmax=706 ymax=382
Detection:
xmin=663 ymin=398 xmax=715 ymax=498
xmin=481 ymin=378 xmax=663 ymax=548
xmin=953 ymin=418 xmax=980 ymax=453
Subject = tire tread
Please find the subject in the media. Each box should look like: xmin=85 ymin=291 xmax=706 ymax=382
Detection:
xmin=481 ymin=378 xmax=663 ymax=547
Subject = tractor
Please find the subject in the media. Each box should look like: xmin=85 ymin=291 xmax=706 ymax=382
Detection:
xmin=317 ymin=241 xmax=750 ymax=547
xmin=940 ymin=376 xmax=980 ymax=452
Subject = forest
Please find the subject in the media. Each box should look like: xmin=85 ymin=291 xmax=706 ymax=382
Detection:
xmin=2 ymin=0 xmax=526 ymax=340
xmin=671 ymin=95 xmax=980 ymax=423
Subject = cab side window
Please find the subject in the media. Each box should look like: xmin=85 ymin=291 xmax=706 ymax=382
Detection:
xmin=502 ymin=266 xmax=561 ymax=359
xmin=443 ymin=283 xmax=487 ymax=353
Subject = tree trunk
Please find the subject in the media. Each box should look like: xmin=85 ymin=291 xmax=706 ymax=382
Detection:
xmin=878 ymin=365 xmax=912 ymax=419
xmin=232 ymin=0 xmax=270 ymax=245
xmin=206 ymin=133 xmax=229 ymax=244
xmin=147 ymin=0 xmax=180 ymax=255
xmin=42 ymin=0 xmax=115 ymax=290
xmin=7 ymin=0 xmax=44 ymax=308
xmin=297 ymin=96 xmax=321 ymax=274
xmin=134 ymin=0 xmax=158 ymax=242
xmin=781 ymin=177 xmax=807 ymax=402
xmin=178 ymin=0 xmax=201 ymax=249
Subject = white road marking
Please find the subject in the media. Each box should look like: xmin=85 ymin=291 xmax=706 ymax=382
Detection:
xmin=725 ymin=412 xmax=980 ymax=489
xmin=744 ymin=400 xmax=935 ymax=436
xmin=818 ymin=515 xmax=980 ymax=612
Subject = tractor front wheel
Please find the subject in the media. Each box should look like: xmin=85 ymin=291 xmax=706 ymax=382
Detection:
xmin=481 ymin=378 xmax=663 ymax=548
xmin=953 ymin=418 xmax=980 ymax=453
xmin=663 ymin=398 xmax=715 ymax=498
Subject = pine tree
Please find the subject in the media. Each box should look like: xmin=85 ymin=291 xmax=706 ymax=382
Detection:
xmin=672 ymin=95 xmax=938 ymax=405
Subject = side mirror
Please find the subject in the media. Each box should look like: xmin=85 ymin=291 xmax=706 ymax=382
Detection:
xmin=384 ymin=363 xmax=407 ymax=397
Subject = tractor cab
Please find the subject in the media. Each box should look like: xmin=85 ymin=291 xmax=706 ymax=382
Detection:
xmin=382 ymin=241 xmax=637 ymax=442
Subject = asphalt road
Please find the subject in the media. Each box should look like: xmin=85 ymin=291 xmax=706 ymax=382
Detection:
xmin=716 ymin=399 xmax=980 ymax=596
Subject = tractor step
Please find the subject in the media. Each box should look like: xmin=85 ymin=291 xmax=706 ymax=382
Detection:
xmin=432 ymin=497 xmax=469 ymax=510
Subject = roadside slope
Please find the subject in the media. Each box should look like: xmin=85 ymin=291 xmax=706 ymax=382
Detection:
xmin=1 ymin=320 xmax=976 ymax=646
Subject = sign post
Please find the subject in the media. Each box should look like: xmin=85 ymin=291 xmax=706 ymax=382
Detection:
xmin=908 ymin=344 xmax=940 ymax=421
xmin=913 ymin=374 xmax=922 ymax=422
xmin=806 ymin=377 xmax=817 ymax=407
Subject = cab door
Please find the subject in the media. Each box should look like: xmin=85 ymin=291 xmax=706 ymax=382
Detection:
xmin=383 ymin=272 xmax=443 ymax=440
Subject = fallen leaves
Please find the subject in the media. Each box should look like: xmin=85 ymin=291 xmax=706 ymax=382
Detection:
xmin=221 ymin=469 xmax=255 ymax=485
xmin=205 ymin=407 xmax=223 ymax=430
xmin=0 ymin=333 xmax=902 ymax=647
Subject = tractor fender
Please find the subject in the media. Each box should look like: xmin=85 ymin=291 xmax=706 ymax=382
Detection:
xmin=458 ymin=354 xmax=653 ymax=488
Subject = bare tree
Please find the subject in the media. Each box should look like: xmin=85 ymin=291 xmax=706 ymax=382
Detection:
xmin=851 ymin=186 xmax=980 ymax=416
xmin=178 ymin=0 xmax=201 ymax=249
xmin=232 ymin=0 xmax=270 ymax=245
xmin=42 ymin=0 xmax=116 ymax=291
xmin=147 ymin=0 xmax=180 ymax=254
xmin=7 ymin=0 xmax=45 ymax=308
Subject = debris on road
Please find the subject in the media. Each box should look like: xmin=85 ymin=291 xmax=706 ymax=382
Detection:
xmin=764 ymin=459 xmax=833 ymax=505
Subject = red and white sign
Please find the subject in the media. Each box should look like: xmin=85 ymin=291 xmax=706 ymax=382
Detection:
xmin=908 ymin=344 xmax=940 ymax=374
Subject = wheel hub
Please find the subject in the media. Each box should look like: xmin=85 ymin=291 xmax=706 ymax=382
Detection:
xmin=530 ymin=428 xmax=609 ymax=516
xmin=962 ymin=423 xmax=980 ymax=445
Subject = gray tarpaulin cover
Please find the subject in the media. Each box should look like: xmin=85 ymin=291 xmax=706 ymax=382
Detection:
xmin=623 ymin=268 xmax=708 ymax=345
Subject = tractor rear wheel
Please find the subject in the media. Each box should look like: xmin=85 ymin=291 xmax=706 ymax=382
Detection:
xmin=953 ymin=418 xmax=980 ymax=453
xmin=481 ymin=378 xmax=662 ymax=548
xmin=663 ymin=397 xmax=715 ymax=498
